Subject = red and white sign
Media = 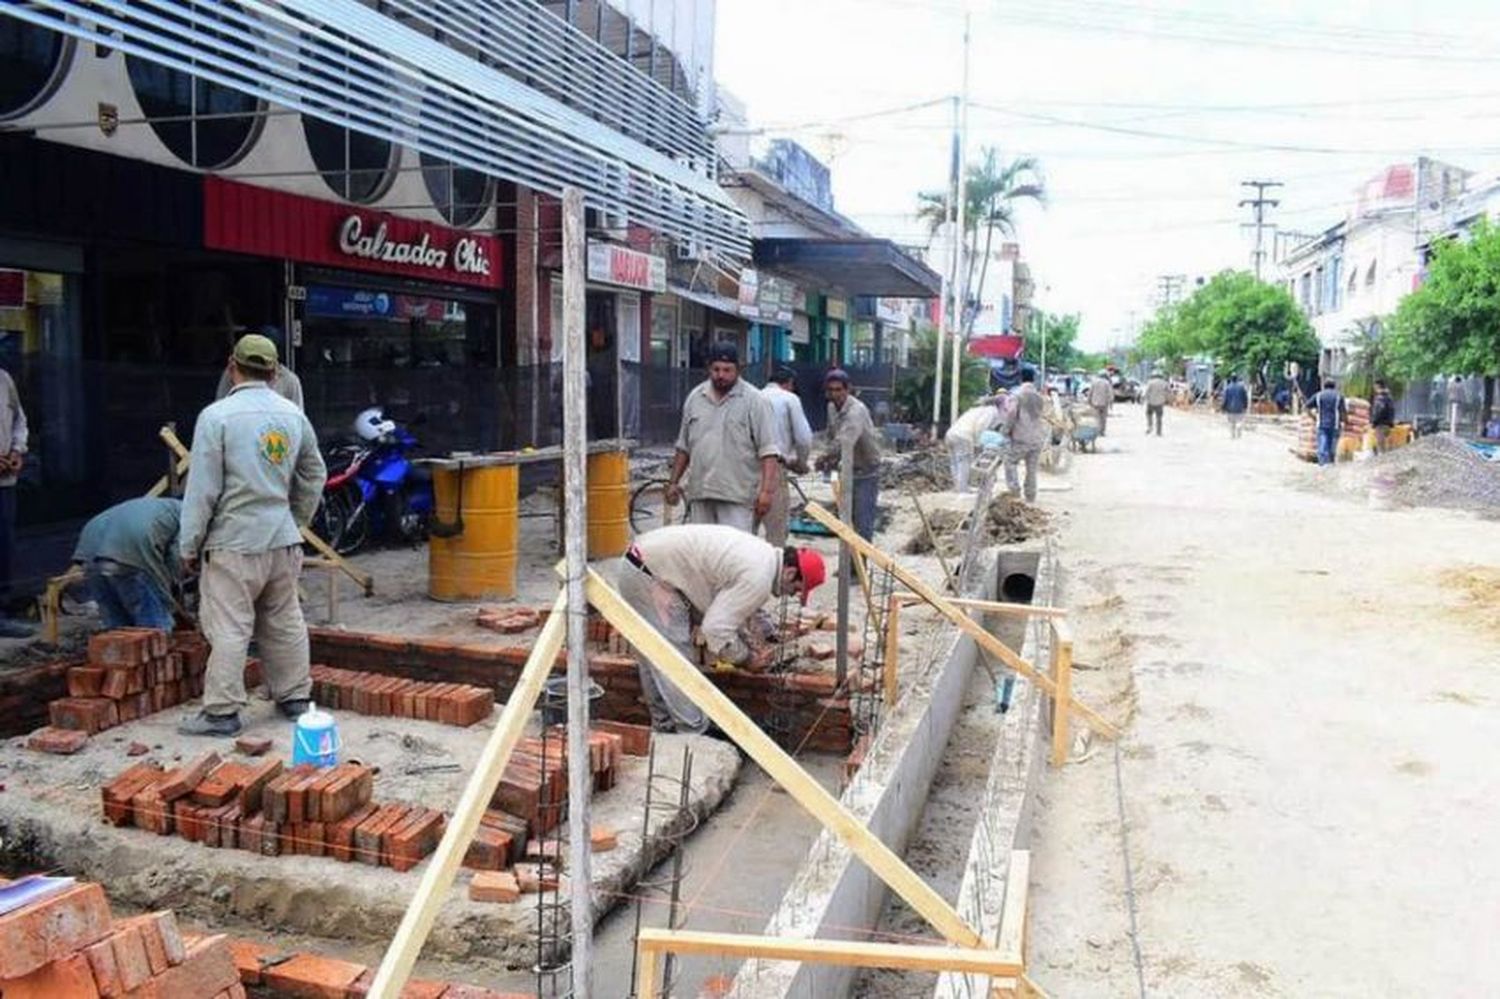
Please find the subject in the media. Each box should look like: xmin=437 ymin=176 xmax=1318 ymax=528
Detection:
xmin=204 ymin=177 xmax=503 ymax=289
xmin=587 ymin=242 xmax=666 ymax=293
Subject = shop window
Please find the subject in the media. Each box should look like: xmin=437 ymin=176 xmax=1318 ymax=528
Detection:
xmin=125 ymin=2 xmax=263 ymax=168
xmin=0 ymin=18 xmax=71 ymax=120
xmin=649 ymin=302 xmax=676 ymax=367
xmin=420 ymin=151 xmax=492 ymax=228
xmin=304 ymin=117 xmax=395 ymax=204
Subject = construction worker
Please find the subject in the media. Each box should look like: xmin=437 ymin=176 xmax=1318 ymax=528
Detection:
xmin=72 ymin=497 xmax=183 ymax=632
xmin=620 ymin=525 xmax=826 ymax=733
xmin=665 ymin=342 xmax=779 ymax=533
xmin=1087 ymin=370 xmax=1113 ymax=436
xmin=759 ymin=366 xmax=813 ymax=546
xmin=1002 ymin=369 xmax=1048 ymax=503
xmin=0 ymin=363 xmax=31 ymax=638
xmin=1370 ymin=380 xmax=1396 ymax=452
xmin=177 ymin=333 xmax=326 ymax=736
xmin=945 ymin=396 xmax=1004 ymax=492
xmin=1222 ymin=374 xmax=1250 ymax=438
xmin=214 ymin=326 xmax=304 ymax=410
xmin=1143 ymin=369 xmax=1169 ymax=436
xmin=1309 ymin=378 xmax=1347 ymax=466
xmin=818 ymin=369 xmax=882 ymax=540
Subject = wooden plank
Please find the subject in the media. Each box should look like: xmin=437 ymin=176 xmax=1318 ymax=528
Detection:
xmin=894 ymin=593 xmax=1069 ymax=620
xmin=995 ymin=850 xmax=1031 ymax=963
xmin=636 ymin=943 xmax=662 ymax=999
xmin=586 ymin=569 xmax=984 ymax=950
xmin=365 ymin=590 xmax=568 ymax=999
xmin=636 ymin=928 xmax=1021 ymax=976
xmin=807 ymin=504 xmax=1118 ymax=740
xmin=883 ymin=592 xmax=903 ymax=707
xmin=1049 ymin=623 xmax=1074 ymax=767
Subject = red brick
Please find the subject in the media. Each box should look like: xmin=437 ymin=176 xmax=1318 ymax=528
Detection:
xmin=327 ymin=802 xmax=378 ymax=862
xmin=344 ymin=969 xmax=452 ymax=998
xmin=131 ymin=781 xmax=174 ymax=835
xmin=118 ymin=916 xmax=169 ymax=976
xmin=109 ymin=924 xmax=152 ymax=992
xmin=88 ymin=630 xmax=154 ymax=667
xmin=0 ymin=882 xmax=114 ymax=980
xmin=461 ymin=826 xmax=512 ymax=871
xmin=226 ymin=939 xmax=271 ymax=985
xmin=67 ymin=666 xmax=108 ymax=698
xmin=386 ymin=808 xmax=444 ymax=872
xmin=236 ymin=759 xmax=284 ymax=815
xmin=82 ymin=937 xmax=121 ymax=997
xmin=469 ymin=869 xmax=520 ymax=903
xmin=317 ymin=765 xmax=373 ymax=825
xmin=353 ymin=805 xmax=408 ymax=866
xmin=512 ymin=863 xmax=559 ymax=893
xmin=27 ymin=725 xmax=90 ymax=755
xmin=192 ymin=762 xmax=250 ymax=807
xmin=233 ymin=736 xmax=271 ymax=757
xmin=126 ymin=934 xmax=239 ymax=999
xmin=147 ymin=912 xmax=186 ymax=967
xmin=260 ymin=951 xmax=366 ymax=999
xmin=49 ymin=697 xmax=118 ymax=734
xmin=0 ymin=951 xmax=101 ymax=998
xmin=156 ymin=751 xmax=221 ymax=802
xmin=589 ymin=825 xmax=618 ymax=852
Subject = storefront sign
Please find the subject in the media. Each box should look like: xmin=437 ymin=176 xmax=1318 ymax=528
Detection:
xmin=825 ymin=297 xmax=849 ymax=321
xmin=306 ymin=285 xmax=463 ymax=322
xmin=204 ymin=178 xmax=503 ymax=290
xmin=735 ymin=269 xmax=798 ymax=325
xmin=587 ymin=242 xmax=666 ymax=293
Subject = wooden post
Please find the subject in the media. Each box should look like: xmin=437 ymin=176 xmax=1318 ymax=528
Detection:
xmin=805 ymin=503 xmax=1117 ymax=740
xmin=836 ymin=440 xmax=853 ymax=689
xmin=1049 ymin=619 xmax=1074 ymax=767
xmin=560 ymin=185 xmax=594 ymax=998
xmin=883 ymin=591 xmax=902 ymax=707
xmin=636 ymin=942 xmax=661 ymax=999
xmin=635 ymin=928 xmax=1020 ymax=977
xmin=366 ymin=591 xmax=568 ymax=998
xmin=584 ymin=569 xmax=984 ymax=949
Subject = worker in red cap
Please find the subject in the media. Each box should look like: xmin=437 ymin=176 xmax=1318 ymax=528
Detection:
xmin=618 ymin=525 xmax=826 ymax=734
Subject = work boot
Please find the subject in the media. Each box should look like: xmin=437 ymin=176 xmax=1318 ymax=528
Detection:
xmin=276 ymin=699 xmax=312 ymax=721
xmin=178 ymin=711 xmax=242 ymax=737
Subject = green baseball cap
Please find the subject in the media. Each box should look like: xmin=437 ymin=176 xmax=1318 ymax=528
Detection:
xmin=233 ymin=333 xmax=278 ymax=373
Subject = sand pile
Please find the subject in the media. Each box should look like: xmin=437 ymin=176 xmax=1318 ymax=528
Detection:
xmin=1325 ymin=434 xmax=1500 ymax=513
xmin=904 ymin=494 xmax=1051 ymax=557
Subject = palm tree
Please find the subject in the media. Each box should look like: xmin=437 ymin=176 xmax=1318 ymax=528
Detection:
xmin=917 ymin=147 xmax=1046 ymax=335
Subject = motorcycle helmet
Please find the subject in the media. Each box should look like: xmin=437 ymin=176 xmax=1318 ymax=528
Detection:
xmin=354 ymin=407 xmax=396 ymax=442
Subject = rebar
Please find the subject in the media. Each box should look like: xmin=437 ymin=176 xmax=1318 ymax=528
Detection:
xmin=533 ymin=708 xmax=573 ymax=998
xmin=628 ymin=742 xmax=698 ymax=998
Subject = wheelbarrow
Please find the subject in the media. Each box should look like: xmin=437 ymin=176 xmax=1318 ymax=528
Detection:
xmin=1071 ymin=424 xmax=1100 ymax=453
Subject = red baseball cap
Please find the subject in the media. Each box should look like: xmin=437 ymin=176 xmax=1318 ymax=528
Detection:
xmin=794 ymin=548 xmax=826 ymax=605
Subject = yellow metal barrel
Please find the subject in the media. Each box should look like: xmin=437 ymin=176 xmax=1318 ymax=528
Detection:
xmin=586 ymin=450 xmax=631 ymax=559
xmin=428 ymin=462 xmax=518 ymax=601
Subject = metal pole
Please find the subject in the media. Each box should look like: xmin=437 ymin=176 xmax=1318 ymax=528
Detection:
xmin=931 ymin=94 xmax=959 ymax=439
xmin=835 ymin=439 xmax=853 ymax=690
xmin=950 ymin=11 xmax=971 ymax=428
xmin=561 ymin=186 xmax=594 ymax=998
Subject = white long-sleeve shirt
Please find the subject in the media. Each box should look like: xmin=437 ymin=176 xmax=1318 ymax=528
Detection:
xmin=762 ymin=383 xmax=813 ymax=465
xmin=0 ymin=369 xmax=27 ymax=488
xmin=945 ymin=403 xmax=1000 ymax=446
xmin=633 ymin=525 xmax=780 ymax=658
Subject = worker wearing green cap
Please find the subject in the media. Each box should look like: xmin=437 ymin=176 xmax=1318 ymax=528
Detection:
xmin=177 ymin=333 xmax=326 ymax=736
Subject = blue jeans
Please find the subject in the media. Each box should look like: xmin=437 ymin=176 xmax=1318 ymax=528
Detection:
xmin=1317 ymin=427 xmax=1340 ymax=466
xmin=852 ymin=472 xmax=881 ymax=541
xmin=85 ymin=565 xmax=174 ymax=631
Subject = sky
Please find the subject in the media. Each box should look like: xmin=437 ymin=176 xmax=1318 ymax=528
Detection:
xmin=715 ymin=0 xmax=1500 ymax=350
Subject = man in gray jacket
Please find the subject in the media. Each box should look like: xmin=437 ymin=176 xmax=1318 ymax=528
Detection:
xmin=1003 ymin=369 xmax=1048 ymax=503
xmin=177 ymin=334 xmax=326 ymax=736
xmin=1143 ymin=369 xmax=1169 ymax=436
xmin=1087 ymin=370 xmax=1113 ymax=436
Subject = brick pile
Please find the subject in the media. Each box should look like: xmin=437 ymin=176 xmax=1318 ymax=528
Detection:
xmin=309 ymin=665 xmax=494 ymax=726
xmin=489 ymin=728 xmax=622 ymax=840
xmin=228 ymin=938 xmax=532 ymax=997
xmin=0 ymin=877 xmax=242 ymax=998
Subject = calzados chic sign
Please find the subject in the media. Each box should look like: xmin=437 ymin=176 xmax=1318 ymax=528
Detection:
xmin=337 ymin=216 xmax=492 ymax=280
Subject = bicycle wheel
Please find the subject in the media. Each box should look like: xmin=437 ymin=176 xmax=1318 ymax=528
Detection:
xmin=629 ymin=478 xmax=672 ymax=535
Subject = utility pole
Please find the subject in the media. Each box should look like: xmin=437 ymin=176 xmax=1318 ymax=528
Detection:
xmin=930 ymin=96 xmax=957 ymax=439
xmin=949 ymin=10 xmax=972 ymax=427
xmin=1239 ymin=180 xmax=1282 ymax=280
xmin=1155 ymin=274 xmax=1185 ymax=308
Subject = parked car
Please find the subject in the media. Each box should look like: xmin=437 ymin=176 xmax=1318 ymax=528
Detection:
xmin=1113 ymin=376 xmax=1140 ymax=403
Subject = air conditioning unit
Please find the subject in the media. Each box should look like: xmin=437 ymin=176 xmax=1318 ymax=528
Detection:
xmin=676 ymin=240 xmax=705 ymax=261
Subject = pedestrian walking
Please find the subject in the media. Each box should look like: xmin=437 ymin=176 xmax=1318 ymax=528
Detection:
xmin=1309 ymin=379 xmax=1347 ymax=466
xmin=214 ymin=326 xmax=304 ymax=410
xmin=618 ymin=525 xmax=825 ymax=733
xmin=1002 ymin=370 xmax=1048 ymax=502
xmin=664 ymin=342 xmax=779 ymax=533
xmin=759 ymin=366 xmax=813 ymax=546
xmin=1370 ymin=380 xmax=1396 ymax=453
xmin=177 ymin=333 xmax=326 ymax=736
xmin=1088 ymin=370 xmax=1113 ymax=436
xmin=0 ymin=365 xmax=31 ymax=637
xmin=1143 ymin=369 xmax=1169 ymax=436
xmin=72 ymin=497 xmax=182 ymax=632
xmin=1222 ymin=374 xmax=1250 ymax=438
xmin=818 ymin=369 xmax=882 ymax=539
xmin=944 ymin=397 xmax=1004 ymax=492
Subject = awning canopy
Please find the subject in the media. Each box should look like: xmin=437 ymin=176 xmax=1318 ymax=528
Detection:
xmin=753 ymin=239 xmax=942 ymax=298
xmin=7 ymin=0 xmax=749 ymax=258
xmin=968 ymin=335 xmax=1026 ymax=360
xmin=666 ymin=283 xmax=744 ymax=318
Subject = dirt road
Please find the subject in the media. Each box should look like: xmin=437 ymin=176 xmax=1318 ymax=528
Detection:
xmin=1028 ymin=407 xmax=1500 ymax=997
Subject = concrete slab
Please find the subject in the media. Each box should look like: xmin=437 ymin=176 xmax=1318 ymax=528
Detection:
xmin=0 ymin=701 xmax=739 ymax=968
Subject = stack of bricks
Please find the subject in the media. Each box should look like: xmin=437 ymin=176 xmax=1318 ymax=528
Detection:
xmin=0 ymin=877 xmax=242 ymax=998
xmin=486 ymin=727 xmax=623 ymax=844
xmin=28 ymin=630 xmax=225 ymax=753
xmin=228 ymin=938 xmax=531 ymax=997
xmin=309 ymin=665 xmax=494 ymax=726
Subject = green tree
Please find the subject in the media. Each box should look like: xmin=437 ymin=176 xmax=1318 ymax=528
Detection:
xmin=1134 ymin=271 xmax=1317 ymax=388
xmin=917 ymin=147 xmax=1046 ymax=335
xmin=1387 ymin=219 xmax=1500 ymax=415
xmin=1341 ymin=317 xmax=1401 ymax=400
xmin=1024 ymin=310 xmax=1082 ymax=372
xmin=893 ymin=326 xmax=991 ymax=425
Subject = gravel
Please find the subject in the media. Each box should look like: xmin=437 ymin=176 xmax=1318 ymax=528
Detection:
xmin=1316 ymin=434 xmax=1500 ymax=514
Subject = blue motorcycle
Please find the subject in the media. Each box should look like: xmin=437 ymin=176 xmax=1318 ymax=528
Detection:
xmin=313 ymin=408 xmax=433 ymax=555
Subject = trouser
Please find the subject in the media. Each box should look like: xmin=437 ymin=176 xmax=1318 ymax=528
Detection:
xmin=617 ymin=562 xmax=708 ymax=734
xmin=1317 ymin=427 xmax=1339 ymax=466
xmin=1093 ymin=405 xmax=1109 ymax=436
xmin=852 ymin=472 xmax=880 ymax=541
xmin=1227 ymin=413 xmax=1245 ymax=438
xmin=1146 ymin=405 xmax=1164 ymax=436
xmin=947 ymin=438 xmax=974 ymax=492
xmin=200 ymin=546 xmax=311 ymax=716
xmin=1005 ymin=445 xmax=1041 ymax=502
xmin=0 ymin=486 xmax=13 ymax=604
xmin=1373 ymin=426 xmax=1390 ymax=453
xmin=85 ymin=563 xmax=174 ymax=632
xmin=761 ymin=475 xmax=792 ymax=547
xmin=686 ymin=499 xmax=756 ymax=533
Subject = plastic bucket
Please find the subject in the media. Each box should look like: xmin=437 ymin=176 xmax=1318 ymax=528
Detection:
xmin=429 ymin=463 xmax=519 ymax=601
xmin=292 ymin=704 xmax=340 ymax=768
xmin=540 ymin=676 xmax=605 ymax=728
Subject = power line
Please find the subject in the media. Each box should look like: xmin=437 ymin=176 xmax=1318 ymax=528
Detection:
xmin=1239 ymin=179 xmax=1283 ymax=280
